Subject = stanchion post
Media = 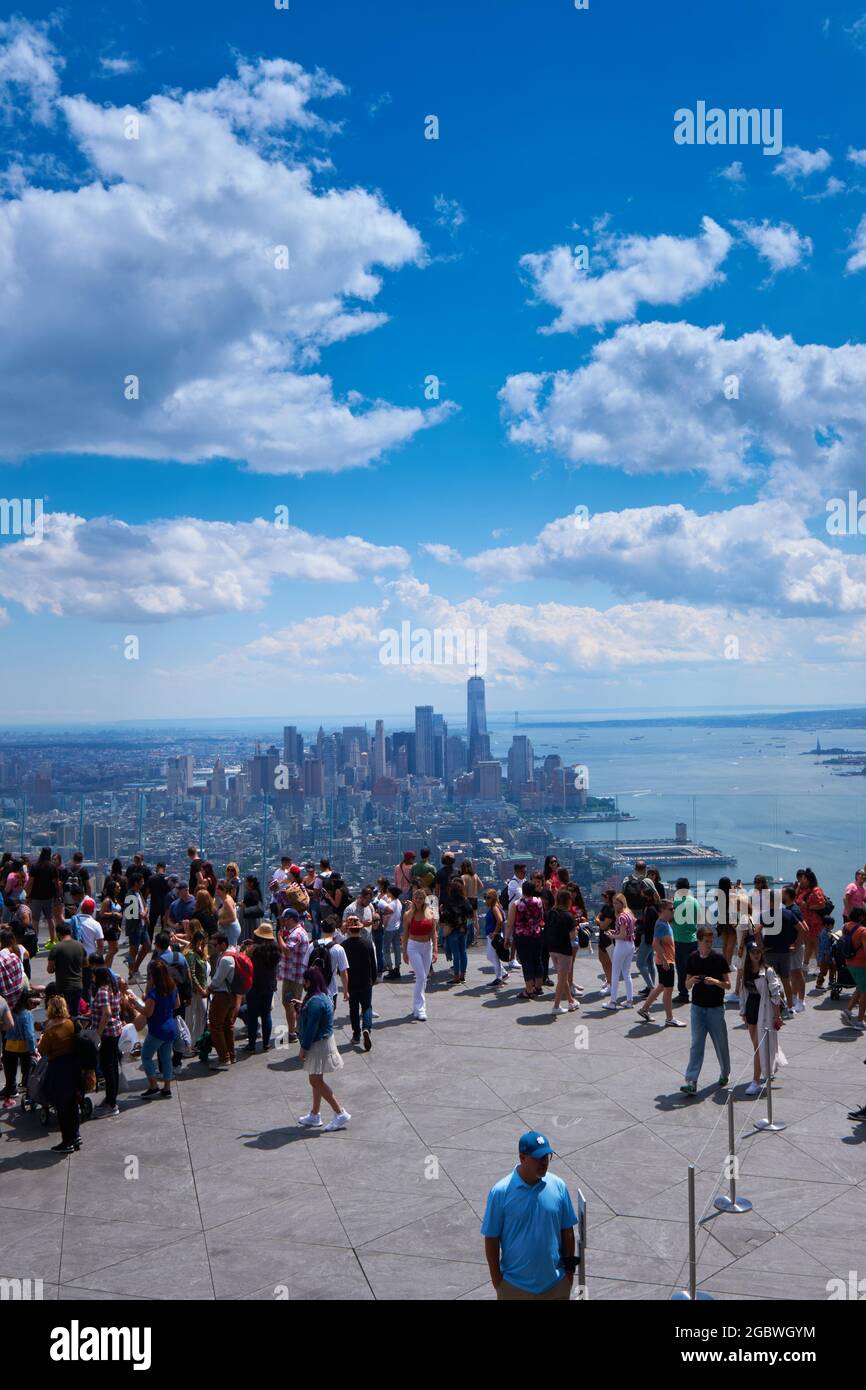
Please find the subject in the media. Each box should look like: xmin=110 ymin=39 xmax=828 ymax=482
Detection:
xmin=713 ymin=1093 xmax=753 ymax=1213
xmin=753 ymin=1035 xmax=786 ymax=1132
xmin=672 ymin=1164 xmax=714 ymax=1300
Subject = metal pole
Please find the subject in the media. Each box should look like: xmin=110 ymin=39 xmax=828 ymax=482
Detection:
xmin=754 ymin=1050 xmax=786 ymax=1132
xmin=576 ymin=1190 xmax=587 ymax=1299
xmin=672 ymin=1165 xmax=714 ymax=1300
xmin=714 ymin=1094 xmax=753 ymax=1213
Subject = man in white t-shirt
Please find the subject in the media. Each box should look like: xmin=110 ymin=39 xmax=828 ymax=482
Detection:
xmin=269 ymin=857 xmax=292 ymax=894
xmin=74 ymin=898 xmax=105 ymax=958
xmin=311 ymin=926 xmax=349 ymax=1016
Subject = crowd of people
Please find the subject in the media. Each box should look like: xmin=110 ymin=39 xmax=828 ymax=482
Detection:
xmin=1 ymin=844 xmax=865 ymax=1209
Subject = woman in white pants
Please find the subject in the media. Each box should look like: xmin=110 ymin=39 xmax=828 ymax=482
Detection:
xmin=605 ymin=893 xmax=637 ymax=1010
xmin=482 ymin=889 xmax=508 ymax=986
xmin=402 ymin=888 xmax=437 ymax=1021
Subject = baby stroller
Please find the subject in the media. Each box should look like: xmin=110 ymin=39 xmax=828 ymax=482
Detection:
xmin=831 ymin=936 xmax=855 ymax=1000
xmin=26 ymin=1032 xmax=97 ymax=1128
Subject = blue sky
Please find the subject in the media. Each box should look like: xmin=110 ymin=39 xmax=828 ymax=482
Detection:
xmin=2 ymin=0 xmax=866 ymax=723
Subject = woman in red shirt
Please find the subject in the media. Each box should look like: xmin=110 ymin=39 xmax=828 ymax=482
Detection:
xmin=401 ymin=888 xmax=437 ymax=1021
xmin=796 ymin=868 xmax=828 ymax=973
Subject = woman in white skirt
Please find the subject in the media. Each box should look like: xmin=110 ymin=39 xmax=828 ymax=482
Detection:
xmin=740 ymin=938 xmax=786 ymax=1095
xmin=402 ymin=887 xmax=438 ymax=1020
xmin=297 ymin=966 xmax=350 ymax=1132
xmin=604 ymin=893 xmax=636 ymax=1010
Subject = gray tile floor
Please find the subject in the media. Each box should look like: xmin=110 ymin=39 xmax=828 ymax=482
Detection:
xmin=2 ymin=946 xmax=864 ymax=1300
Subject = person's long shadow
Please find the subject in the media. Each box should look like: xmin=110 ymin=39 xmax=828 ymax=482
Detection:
xmin=240 ymin=1126 xmax=319 ymax=1150
xmin=654 ymin=1085 xmax=727 ymax=1113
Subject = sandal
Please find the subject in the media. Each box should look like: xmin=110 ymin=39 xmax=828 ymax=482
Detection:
xmin=517 ymin=990 xmax=533 ymax=1000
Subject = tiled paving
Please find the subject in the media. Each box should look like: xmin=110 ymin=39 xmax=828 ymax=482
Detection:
xmin=2 ymin=945 xmax=865 ymax=1300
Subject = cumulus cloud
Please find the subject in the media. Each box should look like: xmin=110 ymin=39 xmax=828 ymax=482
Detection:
xmin=0 ymin=513 xmax=409 ymax=620
xmin=419 ymin=542 xmax=461 ymax=564
xmin=718 ymin=161 xmax=745 ymax=183
xmin=99 ymin=56 xmax=136 ymax=77
xmin=498 ymin=320 xmax=866 ymax=496
xmin=732 ymin=218 xmax=813 ymax=272
xmin=847 ymin=146 xmax=866 ymax=167
xmin=846 ymin=214 xmax=866 ymax=272
xmin=0 ymin=39 xmax=451 ymax=473
xmin=520 ymin=216 xmax=732 ymax=332
xmin=433 ymin=194 xmax=465 ymax=235
xmin=0 ymin=15 xmax=62 ymax=124
xmin=466 ymin=502 xmax=866 ymax=617
xmin=773 ymin=146 xmax=832 ymax=183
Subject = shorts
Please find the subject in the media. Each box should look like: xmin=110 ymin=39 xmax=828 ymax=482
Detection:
xmin=791 ymin=943 xmax=805 ymax=971
xmin=764 ymin=951 xmax=791 ymax=979
xmin=281 ymin=980 xmax=303 ymax=1005
xmin=744 ymin=992 xmax=761 ymax=1026
xmin=849 ymin=965 xmax=866 ymax=993
xmin=598 ymin=932 xmax=611 ymax=952
xmin=655 ymin=963 xmax=675 ymax=989
xmin=126 ymin=921 xmax=148 ymax=949
xmin=104 ymin=926 xmax=120 ymax=942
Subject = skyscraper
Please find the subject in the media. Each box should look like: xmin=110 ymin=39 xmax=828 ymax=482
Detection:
xmin=467 ymin=676 xmax=490 ymax=766
xmin=507 ymin=735 xmax=534 ymax=793
xmin=415 ymin=705 xmax=435 ymax=777
xmin=373 ymin=719 xmax=386 ymax=780
xmin=283 ymin=725 xmax=301 ymax=766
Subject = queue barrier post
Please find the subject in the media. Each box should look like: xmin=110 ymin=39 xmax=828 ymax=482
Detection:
xmin=671 ymin=1164 xmax=714 ymax=1300
xmin=713 ymin=1092 xmax=753 ymax=1213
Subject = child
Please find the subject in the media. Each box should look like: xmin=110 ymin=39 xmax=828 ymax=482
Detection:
xmin=1 ymin=988 xmax=37 ymax=1108
xmin=815 ymin=916 xmax=836 ymax=992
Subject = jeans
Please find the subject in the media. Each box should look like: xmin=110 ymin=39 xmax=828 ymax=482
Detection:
xmin=610 ymin=940 xmax=635 ymax=1005
xmin=99 ymin=1034 xmax=120 ymax=1106
xmin=674 ymin=939 xmax=694 ymax=997
xmin=1 ymin=1049 xmax=31 ymax=1099
xmin=245 ymin=987 xmax=274 ymax=1049
xmin=371 ymin=926 xmax=385 ymax=976
xmin=450 ymin=931 xmax=468 ymax=977
xmin=407 ymin=938 xmax=432 ymax=1016
xmin=142 ymin=1035 xmax=173 ymax=1083
xmin=515 ymin=934 xmax=543 ymax=984
xmin=384 ymin=931 xmax=402 ymax=970
xmin=635 ymin=939 xmax=656 ymax=990
xmin=349 ymin=984 xmax=373 ymax=1037
xmin=685 ymin=1005 xmax=731 ymax=1084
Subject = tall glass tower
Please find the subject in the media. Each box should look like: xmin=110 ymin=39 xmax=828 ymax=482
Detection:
xmin=467 ymin=675 xmax=490 ymax=767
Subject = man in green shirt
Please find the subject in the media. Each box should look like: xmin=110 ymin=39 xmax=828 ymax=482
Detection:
xmin=411 ymin=849 xmax=437 ymax=894
xmin=672 ymin=877 xmax=699 ymax=1002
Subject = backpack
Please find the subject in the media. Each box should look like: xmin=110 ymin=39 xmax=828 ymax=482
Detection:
xmin=840 ymin=924 xmax=865 ymax=961
xmin=225 ymin=948 xmax=253 ymax=995
xmin=68 ymin=913 xmax=86 ymax=944
xmin=307 ymin=939 xmax=335 ymax=988
xmin=499 ymin=886 xmax=510 ymax=914
xmin=816 ymin=896 xmax=835 ymax=920
xmin=167 ymin=950 xmax=192 ymax=1009
xmin=65 ymin=873 xmax=83 ymax=898
xmin=74 ymin=1029 xmax=99 ymax=1074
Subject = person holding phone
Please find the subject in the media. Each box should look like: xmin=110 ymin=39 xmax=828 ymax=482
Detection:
xmin=680 ymin=926 xmax=731 ymax=1095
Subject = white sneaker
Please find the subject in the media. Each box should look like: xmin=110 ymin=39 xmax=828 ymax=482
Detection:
xmin=298 ymin=1112 xmax=322 ymax=1128
xmin=417 ymin=1010 xmax=427 ymax=1021
xmin=567 ymin=1002 xmax=579 ymax=1012
xmin=665 ymin=1018 xmax=687 ymax=1028
xmin=600 ymin=985 xmax=610 ymax=996
xmin=793 ymin=999 xmax=806 ymax=1013
xmin=323 ymin=1111 xmax=351 ymax=1132
xmin=603 ymin=1000 xmax=619 ymax=1011
xmin=557 ymin=1004 xmax=570 ymax=1014
xmin=745 ymin=1081 xmax=764 ymax=1096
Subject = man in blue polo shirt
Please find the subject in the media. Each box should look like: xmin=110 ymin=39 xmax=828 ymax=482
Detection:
xmin=481 ymin=1132 xmax=578 ymax=1300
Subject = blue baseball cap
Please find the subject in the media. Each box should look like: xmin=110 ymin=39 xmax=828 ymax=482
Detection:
xmin=518 ymin=1131 xmax=554 ymax=1158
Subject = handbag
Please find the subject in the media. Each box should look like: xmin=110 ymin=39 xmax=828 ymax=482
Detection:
xmin=174 ymin=1015 xmax=193 ymax=1055
xmin=577 ymin=926 xmax=591 ymax=950
xmin=491 ymin=932 xmax=510 ymax=962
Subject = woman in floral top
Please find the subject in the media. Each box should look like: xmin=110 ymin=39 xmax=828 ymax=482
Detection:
xmin=507 ymin=882 xmax=545 ymax=1000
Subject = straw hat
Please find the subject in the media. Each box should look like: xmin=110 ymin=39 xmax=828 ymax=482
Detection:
xmin=253 ymin=922 xmax=276 ymax=940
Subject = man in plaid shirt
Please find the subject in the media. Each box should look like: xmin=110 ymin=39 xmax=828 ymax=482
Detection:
xmin=277 ymin=908 xmax=309 ymax=1044
xmin=0 ymin=929 xmax=24 ymax=1010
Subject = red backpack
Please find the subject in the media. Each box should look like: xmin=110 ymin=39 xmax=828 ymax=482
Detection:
xmin=225 ymin=948 xmax=253 ymax=995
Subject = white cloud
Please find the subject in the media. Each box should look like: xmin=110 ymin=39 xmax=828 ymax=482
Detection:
xmin=466 ymin=502 xmax=866 ymax=617
xmin=99 ymin=56 xmax=136 ymax=76
xmin=0 ymin=51 xmax=452 ymax=474
xmin=419 ymin=542 xmax=461 ymax=564
xmin=0 ymin=16 xmax=62 ymax=124
xmin=732 ymin=218 xmax=813 ymax=272
xmin=846 ymin=214 xmax=866 ymax=272
xmin=847 ymin=146 xmax=866 ymax=166
xmin=0 ymin=513 xmax=409 ymax=620
xmin=498 ymin=320 xmax=866 ymax=495
xmin=242 ymin=575 xmax=775 ymax=682
xmin=520 ymin=216 xmax=732 ymax=332
xmin=773 ymin=146 xmax=832 ymax=183
xmin=433 ymin=194 xmax=465 ymax=236
xmin=718 ymin=161 xmax=745 ymax=183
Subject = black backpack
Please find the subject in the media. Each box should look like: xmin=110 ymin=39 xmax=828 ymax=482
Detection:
xmin=167 ymin=950 xmax=192 ymax=1008
xmin=307 ymin=939 xmax=335 ymax=988
xmin=74 ymin=1030 xmax=99 ymax=1073
xmin=498 ymin=886 xmax=510 ymax=914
